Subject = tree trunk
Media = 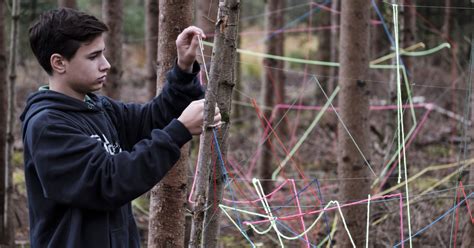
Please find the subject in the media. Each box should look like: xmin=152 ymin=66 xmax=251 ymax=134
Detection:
xmin=145 ymin=0 xmax=158 ymax=100
xmin=257 ymin=0 xmax=286 ymax=194
xmin=189 ymin=0 xmax=240 ymax=247
xmin=102 ymin=0 xmax=123 ymax=99
xmin=442 ymin=0 xmax=451 ymax=40
xmin=1 ymin=0 xmax=19 ymax=246
xmin=327 ymin=0 xmax=339 ymax=94
xmin=147 ymin=0 xmax=192 ymax=247
xmin=0 ymin=0 xmax=11 ymax=245
xmin=58 ymin=0 xmax=77 ymax=8
xmin=202 ymin=1 xmax=240 ymax=246
xmin=316 ymin=2 xmax=331 ymax=94
xmin=336 ymin=0 xmax=371 ymax=247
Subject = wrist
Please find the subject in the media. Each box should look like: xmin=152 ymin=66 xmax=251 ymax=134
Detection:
xmin=177 ymin=59 xmax=193 ymax=73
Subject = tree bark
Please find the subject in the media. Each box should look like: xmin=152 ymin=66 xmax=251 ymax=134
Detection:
xmin=257 ymin=0 xmax=286 ymax=194
xmin=102 ymin=0 xmax=123 ymax=99
xmin=147 ymin=0 xmax=192 ymax=247
xmin=336 ymin=0 xmax=371 ymax=247
xmin=442 ymin=0 xmax=451 ymax=40
xmin=1 ymin=0 xmax=19 ymax=246
xmin=316 ymin=2 xmax=331 ymax=93
xmin=145 ymin=0 xmax=158 ymax=100
xmin=58 ymin=0 xmax=77 ymax=8
xmin=202 ymin=1 xmax=240 ymax=246
xmin=0 ymin=0 xmax=10 ymax=244
xmin=189 ymin=0 xmax=240 ymax=247
xmin=0 ymin=0 xmax=6 ymax=243
xmin=327 ymin=0 xmax=339 ymax=94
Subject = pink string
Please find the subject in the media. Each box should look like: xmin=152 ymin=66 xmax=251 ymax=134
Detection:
xmin=291 ymin=179 xmax=310 ymax=247
xmin=243 ymin=193 xmax=403 ymax=225
xmin=378 ymin=107 xmax=433 ymax=190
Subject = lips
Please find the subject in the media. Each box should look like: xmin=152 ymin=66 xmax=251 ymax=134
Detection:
xmin=97 ymin=75 xmax=106 ymax=82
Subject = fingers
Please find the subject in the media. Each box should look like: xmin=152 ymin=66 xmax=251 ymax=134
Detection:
xmin=177 ymin=26 xmax=206 ymax=43
xmin=190 ymin=99 xmax=222 ymax=128
xmin=184 ymin=26 xmax=206 ymax=39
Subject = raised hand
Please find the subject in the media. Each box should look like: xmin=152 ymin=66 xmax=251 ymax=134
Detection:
xmin=176 ymin=26 xmax=206 ymax=73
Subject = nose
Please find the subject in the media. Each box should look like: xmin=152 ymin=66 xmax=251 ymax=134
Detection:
xmin=100 ymin=56 xmax=111 ymax=72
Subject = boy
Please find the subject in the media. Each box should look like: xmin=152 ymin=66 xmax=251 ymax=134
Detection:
xmin=19 ymin=8 xmax=219 ymax=247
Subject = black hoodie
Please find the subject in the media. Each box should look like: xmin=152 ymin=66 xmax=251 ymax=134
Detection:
xmin=20 ymin=63 xmax=204 ymax=247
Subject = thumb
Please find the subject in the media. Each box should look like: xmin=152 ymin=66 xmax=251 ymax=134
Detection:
xmin=190 ymin=34 xmax=200 ymax=50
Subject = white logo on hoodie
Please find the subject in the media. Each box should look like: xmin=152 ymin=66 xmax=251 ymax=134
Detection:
xmin=90 ymin=134 xmax=122 ymax=155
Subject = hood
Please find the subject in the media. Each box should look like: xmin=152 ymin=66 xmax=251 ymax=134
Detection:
xmin=20 ymin=90 xmax=103 ymax=126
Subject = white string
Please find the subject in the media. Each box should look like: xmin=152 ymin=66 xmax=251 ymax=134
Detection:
xmin=198 ymin=36 xmax=211 ymax=84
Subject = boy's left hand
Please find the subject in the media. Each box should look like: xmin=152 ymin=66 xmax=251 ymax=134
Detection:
xmin=176 ymin=26 xmax=206 ymax=73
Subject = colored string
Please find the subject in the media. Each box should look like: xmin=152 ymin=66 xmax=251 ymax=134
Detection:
xmin=313 ymin=75 xmax=377 ymax=176
xmin=393 ymin=4 xmax=413 ymax=247
xmin=315 ymin=179 xmax=332 ymax=247
xmin=271 ymin=85 xmax=340 ymax=179
xmin=393 ymin=193 xmax=474 ymax=247
xmin=366 ymin=194 xmax=371 ymax=248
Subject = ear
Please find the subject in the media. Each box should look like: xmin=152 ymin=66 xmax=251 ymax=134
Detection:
xmin=50 ymin=53 xmax=67 ymax=74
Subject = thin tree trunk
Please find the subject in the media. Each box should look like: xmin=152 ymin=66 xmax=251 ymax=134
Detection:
xmin=145 ymin=0 xmax=158 ymax=100
xmin=257 ymin=0 xmax=285 ymax=194
xmin=336 ymin=0 xmax=371 ymax=247
xmin=102 ymin=0 xmax=123 ymax=99
xmin=147 ymin=0 xmax=192 ymax=247
xmin=186 ymin=1 xmax=218 ymax=245
xmin=58 ymin=0 xmax=77 ymax=8
xmin=1 ymin=0 xmax=19 ymax=246
xmin=317 ymin=2 xmax=331 ymax=93
xmin=189 ymin=1 xmax=240 ymax=247
xmin=202 ymin=1 xmax=240 ymax=246
xmin=442 ymin=0 xmax=451 ymax=40
xmin=327 ymin=0 xmax=339 ymax=94
xmin=0 ymin=0 xmax=10 ymax=244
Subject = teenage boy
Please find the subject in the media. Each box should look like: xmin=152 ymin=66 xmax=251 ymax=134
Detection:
xmin=19 ymin=8 xmax=219 ymax=247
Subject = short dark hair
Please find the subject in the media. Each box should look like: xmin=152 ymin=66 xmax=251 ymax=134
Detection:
xmin=29 ymin=8 xmax=108 ymax=75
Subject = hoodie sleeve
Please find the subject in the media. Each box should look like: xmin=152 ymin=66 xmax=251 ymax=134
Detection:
xmin=109 ymin=61 xmax=204 ymax=148
xmin=28 ymin=115 xmax=191 ymax=211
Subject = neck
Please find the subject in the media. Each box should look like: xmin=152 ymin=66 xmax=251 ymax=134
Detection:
xmin=49 ymin=78 xmax=85 ymax=101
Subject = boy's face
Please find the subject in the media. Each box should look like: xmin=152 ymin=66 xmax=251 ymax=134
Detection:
xmin=61 ymin=34 xmax=110 ymax=96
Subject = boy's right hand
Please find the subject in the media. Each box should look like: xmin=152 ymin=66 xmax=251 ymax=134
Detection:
xmin=178 ymin=99 xmax=222 ymax=135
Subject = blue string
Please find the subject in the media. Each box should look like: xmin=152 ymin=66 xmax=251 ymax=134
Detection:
xmin=371 ymin=0 xmax=411 ymax=76
xmin=263 ymin=0 xmax=331 ymax=43
xmin=316 ymin=179 xmax=333 ymax=247
xmin=219 ymin=178 xmax=319 ymax=231
xmin=393 ymin=192 xmax=474 ymax=247
xmin=212 ymin=128 xmax=229 ymax=185
xmin=371 ymin=0 xmax=395 ymax=46
xmin=272 ymin=179 xmax=318 ymax=212
xmin=212 ymin=128 xmax=255 ymax=247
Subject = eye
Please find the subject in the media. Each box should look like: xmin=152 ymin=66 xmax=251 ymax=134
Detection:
xmin=88 ymin=55 xmax=98 ymax=60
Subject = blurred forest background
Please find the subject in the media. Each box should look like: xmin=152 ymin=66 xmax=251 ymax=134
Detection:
xmin=0 ymin=0 xmax=473 ymax=247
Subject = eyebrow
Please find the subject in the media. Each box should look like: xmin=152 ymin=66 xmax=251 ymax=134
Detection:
xmin=88 ymin=48 xmax=106 ymax=56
